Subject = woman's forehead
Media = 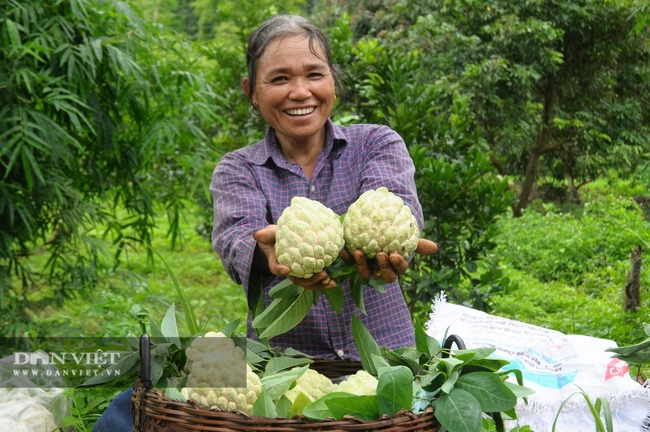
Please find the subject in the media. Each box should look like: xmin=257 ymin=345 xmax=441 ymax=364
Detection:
xmin=260 ymin=34 xmax=327 ymax=65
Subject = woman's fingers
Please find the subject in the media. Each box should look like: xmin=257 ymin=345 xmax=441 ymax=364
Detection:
xmin=416 ymin=238 xmax=439 ymax=255
xmin=339 ymin=249 xmax=354 ymax=265
xmin=376 ymin=253 xmax=398 ymax=283
xmin=289 ymin=271 xmax=336 ymax=291
xmin=353 ymin=250 xmax=373 ymax=279
xmin=253 ymin=225 xmax=277 ymax=245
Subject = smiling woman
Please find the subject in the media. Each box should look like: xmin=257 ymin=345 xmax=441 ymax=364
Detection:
xmin=93 ymin=15 xmax=438 ymax=430
xmin=210 ymin=14 xmax=438 ymax=358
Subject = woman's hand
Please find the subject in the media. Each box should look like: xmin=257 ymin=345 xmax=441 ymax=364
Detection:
xmin=253 ymin=225 xmax=336 ymax=291
xmin=340 ymin=239 xmax=439 ymax=283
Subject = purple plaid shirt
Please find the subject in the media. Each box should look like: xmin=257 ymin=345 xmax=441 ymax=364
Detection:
xmin=210 ymin=120 xmax=422 ymax=360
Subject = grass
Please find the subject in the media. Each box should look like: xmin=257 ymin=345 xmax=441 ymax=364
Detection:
xmin=25 ymin=208 xmax=247 ymax=338
xmin=490 ymin=181 xmax=650 ymax=347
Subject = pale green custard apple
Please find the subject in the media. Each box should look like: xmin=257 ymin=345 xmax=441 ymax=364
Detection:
xmin=335 ymin=370 xmax=378 ymax=396
xmin=343 ymin=187 xmax=419 ymax=260
xmin=283 ymin=368 xmax=338 ymax=403
xmin=181 ymin=331 xmax=262 ymax=415
xmin=275 ymin=197 xmax=345 ymax=278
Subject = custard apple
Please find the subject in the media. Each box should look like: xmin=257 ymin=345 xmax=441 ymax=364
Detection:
xmin=343 ymin=187 xmax=419 ymax=260
xmin=335 ymin=370 xmax=378 ymax=396
xmin=275 ymin=197 xmax=344 ymax=278
xmin=283 ymin=368 xmax=338 ymax=403
xmin=182 ymin=331 xmax=262 ymax=415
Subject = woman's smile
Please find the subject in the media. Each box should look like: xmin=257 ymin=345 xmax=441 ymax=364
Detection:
xmin=251 ymin=35 xmax=336 ymax=149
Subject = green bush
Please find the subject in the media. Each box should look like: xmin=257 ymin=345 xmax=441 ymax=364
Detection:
xmin=495 ymin=192 xmax=649 ymax=286
xmin=492 ymin=187 xmax=650 ymax=345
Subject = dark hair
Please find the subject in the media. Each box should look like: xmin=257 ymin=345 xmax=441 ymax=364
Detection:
xmin=245 ymin=15 xmax=342 ymax=104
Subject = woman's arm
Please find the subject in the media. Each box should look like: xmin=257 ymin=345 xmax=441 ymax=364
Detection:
xmin=210 ymin=152 xmax=271 ymax=295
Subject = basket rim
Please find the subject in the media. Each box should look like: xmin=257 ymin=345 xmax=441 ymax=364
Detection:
xmin=132 ymin=379 xmax=437 ymax=429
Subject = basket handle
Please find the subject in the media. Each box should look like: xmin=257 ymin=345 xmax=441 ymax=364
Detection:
xmin=139 ymin=333 xmax=152 ymax=389
xmin=441 ymin=334 xmax=466 ymax=358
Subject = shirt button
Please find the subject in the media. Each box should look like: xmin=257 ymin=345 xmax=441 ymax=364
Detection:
xmin=337 ymin=349 xmax=344 ymax=357
xmin=310 ymin=185 xmax=316 ymax=192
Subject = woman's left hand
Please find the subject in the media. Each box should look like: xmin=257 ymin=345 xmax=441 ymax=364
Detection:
xmin=340 ymin=239 xmax=439 ymax=282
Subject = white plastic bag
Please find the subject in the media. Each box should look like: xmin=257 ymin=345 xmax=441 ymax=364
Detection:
xmin=0 ymin=355 xmax=71 ymax=432
xmin=426 ymin=294 xmax=650 ymax=432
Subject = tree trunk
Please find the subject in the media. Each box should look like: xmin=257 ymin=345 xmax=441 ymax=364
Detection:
xmin=624 ymin=246 xmax=642 ymax=313
xmin=513 ymin=81 xmax=555 ymax=217
xmin=565 ymin=171 xmax=581 ymax=203
xmin=513 ymin=149 xmax=542 ymax=217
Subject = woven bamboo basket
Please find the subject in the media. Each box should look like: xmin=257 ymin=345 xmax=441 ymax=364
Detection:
xmin=131 ymin=335 xmax=441 ymax=431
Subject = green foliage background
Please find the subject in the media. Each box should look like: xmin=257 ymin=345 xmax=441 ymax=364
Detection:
xmin=1 ymin=0 xmax=649 ymax=428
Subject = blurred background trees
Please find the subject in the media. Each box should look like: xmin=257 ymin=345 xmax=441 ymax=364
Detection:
xmin=1 ymin=0 xmax=649 ymax=333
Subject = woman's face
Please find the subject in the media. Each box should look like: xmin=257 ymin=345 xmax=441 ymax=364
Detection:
xmin=251 ymin=34 xmax=336 ymax=147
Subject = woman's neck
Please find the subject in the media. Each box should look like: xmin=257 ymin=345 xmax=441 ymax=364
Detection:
xmin=277 ymin=128 xmax=327 ymax=179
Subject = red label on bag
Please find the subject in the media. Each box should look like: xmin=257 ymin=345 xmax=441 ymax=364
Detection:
xmin=605 ymin=358 xmax=629 ymax=380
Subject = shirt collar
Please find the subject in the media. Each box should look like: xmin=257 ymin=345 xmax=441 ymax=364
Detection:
xmin=248 ymin=119 xmax=348 ymax=166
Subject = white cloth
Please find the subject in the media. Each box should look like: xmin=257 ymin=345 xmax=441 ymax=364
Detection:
xmin=0 ymin=355 xmax=70 ymax=432
xmin=426 ymin=294 xmax=650 ymax=432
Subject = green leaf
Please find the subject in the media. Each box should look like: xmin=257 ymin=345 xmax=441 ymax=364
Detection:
xmin=440 ymin=369 xmax=459 ymax=394
xmin=264 ymin=356 xmax=313 ymax=375
xmin=503 ymin=381 xmax=535 ymax=398
xmin=218 ymin=318 xmax=241 ymax=337
xmin=150 ymin=355 xmax=165 ymax=387
xmin=464 ymin=358 xmax=510 ymax=373
xmin=276 ymin=395 xmax=293 ymax=418
xmin=79 ymin=351 xmax=139 ymax=387
xmin=269 ymin=279 xmax=302 ymax=298
xmin=323 ymin=284 xmax=344 ymax=313
xmin=160 ymin=303 xmax=181 ymax=349
xmin=438 ymin=357 xmax=465 ymax=376
xmin=324 ymin=395 xmax=380 ymax=421
xmin=164 ymin=387 xmax=186 ymax=401
xmin=368 ymin=278 xmax=387 ymax=292
xmin=415 ymin=321 xmax=440 ymax=357
xmin=452 ymin=351 xmax=476 ymax=363
xmin=351 ymin=314 xmax=381 ymax=376
xmin=290 ymin=391 xmax=312 ymax=417
xmin=376 ymin=366 xmax=413 ymax=416
xmin=151 ymin=249 xmax=199 ymax=335
xmin=249 ymin=279 xmax=265 ymax=322
xmin=370 ymin=353 xmax=391 ymax=371
xmin=253 ymin=390 xmax=278 ymax=418
xmin=455 ymin=372 xmax=517 ymax=413
xmin=260 ymin=366 xmax=308 ymax=400
xmin=327 ymin=258 xmax=355 ymax=280
xmin=420 ymin=370 xmax=445 ymax=391
xmin=349 ymin=271 xmax=366 ymax=314
xmin=253 ymin=297 xmax=298 ymax=329
xmin=302 ymin=391 xmax=353 ymax=420
xmin=606 ymin=338 xmax=650 ymax=357
xmin=433 ymin=389 xmax=483 ymax=432
xmin=149 ymin=317 xmax=164 ymax=341
xmin=4 ymin=19 xmax=21 ymax=50
xmin=257 ymin=290 xmax=315 ymax=339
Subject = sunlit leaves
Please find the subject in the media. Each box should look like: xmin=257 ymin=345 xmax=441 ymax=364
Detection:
xmin=0 ymin=0 xmax=219 ymax=332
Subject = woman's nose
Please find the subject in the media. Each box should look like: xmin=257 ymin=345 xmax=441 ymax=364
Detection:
xmin=289 ymin=78 xmax=311 ymax=99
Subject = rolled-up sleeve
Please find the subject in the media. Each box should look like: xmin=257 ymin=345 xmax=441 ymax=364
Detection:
xmin=210 ymin=153 xmax=269 ymax=295
xmin=359 ymin=125 xmax=424 ymax=230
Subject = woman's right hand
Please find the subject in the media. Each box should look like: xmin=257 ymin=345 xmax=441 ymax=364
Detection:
xmin=253 ymin=225 xmax=336 ymax=291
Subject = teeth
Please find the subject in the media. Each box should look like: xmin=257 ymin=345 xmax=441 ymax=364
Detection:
xmin=285 ymin=107 xmax=315 ymax=116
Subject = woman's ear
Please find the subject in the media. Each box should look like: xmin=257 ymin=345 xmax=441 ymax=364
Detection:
xmin=241 ymin=77 xmax=258 ymax=106
xmin=241 ymin=77 xmax=250 ymax=97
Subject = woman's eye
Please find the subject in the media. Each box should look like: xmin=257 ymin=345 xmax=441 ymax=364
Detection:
xmin=272 ymin=76 xmax=288 ymax=83
xmin=309 ymin=73 xmax=323 ymax=79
